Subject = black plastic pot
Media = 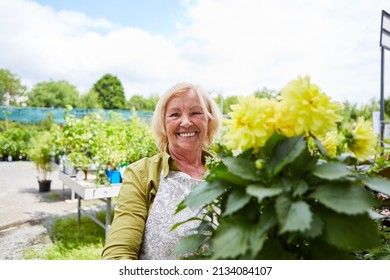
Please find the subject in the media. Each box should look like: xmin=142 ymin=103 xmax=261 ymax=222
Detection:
xmin=38 ymin=180 xmax=51 ymax=192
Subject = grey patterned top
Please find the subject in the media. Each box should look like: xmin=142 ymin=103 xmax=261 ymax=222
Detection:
xmin=138 ymin=170 xmax=203 ymax=260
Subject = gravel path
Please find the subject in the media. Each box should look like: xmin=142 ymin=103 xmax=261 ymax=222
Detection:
xmin=0 ymin=220 xmax=53 ymax=259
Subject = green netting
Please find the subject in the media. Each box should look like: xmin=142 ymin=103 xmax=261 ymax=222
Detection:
xmin=0 ymin=107 xmax=153 ymax=124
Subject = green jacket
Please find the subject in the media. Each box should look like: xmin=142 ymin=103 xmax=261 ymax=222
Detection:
xmin=101 ymin=151 xmax=178 ymax=260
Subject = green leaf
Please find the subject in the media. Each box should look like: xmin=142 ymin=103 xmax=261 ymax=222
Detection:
xmin=337 ymin=154 xmax=358 ymax=166
xmin=289 ymin=148 xmax=317 ymax=177
xmin=303 ymin=213 xmax=323 ymax=238
xmin=320 ymin=211 xmax=381 ymax=250
xmin=258 ymin=203 xmax=278 ymax=233
xmin=305 ymin=238 xmax=353 ymax=259
xmin=275 ymin=195 xmax=291 ymax=226
xmin=221 ymin=157 xmax=260 ymax=181
xmin=362 ymin=177 xmax=390 ymax=197
xmin=271 ymin=177 xmax=293 ymax=191
xmin=280 ymin=201 xmax=313 ymax=233
xmin=174 ymin=234 xmax=207 ymax=254
xmin=223 ymin=189 xmax=251 ymax=216
xmin=256 ymin=238 xmax=296 ymax=260
xmin=212 ymin=219 xmax=250 ymax=259
xmin=251 ymin=203 xmax=279 ymax=256
xmin=292 ymin=180 xmax=309 ymax=197
xmin=247 ymin=223 xmax=268 ymax=258
xmin=247 ymin=184 xmax=284 ymax=203
xmin=263 ymin=132 xmax=288 ymax=157
xmin=170 ymin=217 xmax=202 ymax=232
xmin=212 ymin=167 xmax=251 ymax=186
xmin=176 ymin=181 xmax=225 ymax=213
xmin=269 ymin=135 xmax=306 ymax=176
xmin=311 ymin=183 xmax=375 ymax=214
xmin=311 ymin=162 xmax=353 ymax=180
xmin=311 ymin=134 xmax=330 ymax=158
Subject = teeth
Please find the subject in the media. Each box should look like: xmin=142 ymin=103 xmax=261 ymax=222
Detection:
xmin=179 ymin=132 xmax=196 ymax=137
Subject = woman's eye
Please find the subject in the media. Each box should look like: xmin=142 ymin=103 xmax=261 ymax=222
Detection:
xmin=169 ymin=113 xmax=180 ymax=118
xmin=192 ymin=111 xmax=202 ymax=116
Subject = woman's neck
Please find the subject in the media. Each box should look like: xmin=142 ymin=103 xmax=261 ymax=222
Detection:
xmin=169 ymin=148 xmax=205 ymax=179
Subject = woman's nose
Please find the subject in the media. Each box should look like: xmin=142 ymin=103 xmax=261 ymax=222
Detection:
xmin=180 ymin=115 xmax=192 ymax=127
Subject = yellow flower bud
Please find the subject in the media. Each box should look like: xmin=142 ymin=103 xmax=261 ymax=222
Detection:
xmin=255 ymin=159 xmax=265 ymax=170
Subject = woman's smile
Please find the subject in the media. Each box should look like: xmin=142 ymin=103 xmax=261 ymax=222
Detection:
xmin=178 ymin=132 xmax=197 ymax=137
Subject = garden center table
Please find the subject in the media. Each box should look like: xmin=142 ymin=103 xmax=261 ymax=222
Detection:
xmin=58 ymin=171 xmax=121 ymax=240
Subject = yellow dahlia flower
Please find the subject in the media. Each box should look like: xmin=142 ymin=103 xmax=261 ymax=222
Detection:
xmin=320 ymin=130 xmax=340 ymax=158
xmin=278 ymin=76 xmax=342 ymax=138
xmin=223 ymin=96 xmax=278 ymax=153
xmin=346 ymin=117 xmax=378 ymax=160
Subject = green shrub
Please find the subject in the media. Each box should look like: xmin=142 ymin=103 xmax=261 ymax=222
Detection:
xmin=0 ymin=121 xmax=38 ymax=159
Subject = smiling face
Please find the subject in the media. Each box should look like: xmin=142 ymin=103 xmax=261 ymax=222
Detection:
xmin=165 ymin=88 xmax=209 ymax=157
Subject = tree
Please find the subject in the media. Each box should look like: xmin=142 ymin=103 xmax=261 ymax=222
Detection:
xmin=340 ymin=101 xmax=360 ymax=121
xmin=384 ymin=96 xmax=390 ymax=119
xmin=214 ymin=95 xmax=238 ymax=115
xmin=78 ymin=89 xmax=102 ymax=109
xmin=356 ymin=98 xmax=379 ymax=121
xmin=341 ymin=99 xmax=379 ymax=123
xmin=214 ymin=87 xmax=277 ymax=115
xmin=93 ymin=74 xmax=126 ymax=109
xmin=26 ymin=80 xmax=80 ymax=108
xmin=253 ymin=86 xmax=278 ymax=99
xmin=0 ymin=68 xmax=27 ymax=106
xmin=126 ymin=94 xmax=159 ymax=111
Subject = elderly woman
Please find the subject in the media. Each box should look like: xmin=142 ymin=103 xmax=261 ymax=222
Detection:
xmin=101 ymin=82 xmax=222 ymax=260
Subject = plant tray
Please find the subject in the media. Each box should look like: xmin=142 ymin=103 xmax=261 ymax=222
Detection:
xmin=58 ymin=171 xmax=121 ymax=200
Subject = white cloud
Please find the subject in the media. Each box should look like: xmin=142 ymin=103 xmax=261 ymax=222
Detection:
xmin=1 ymin=0 xmax=390 ymax=105
xmin=178 ymin=0 xmax=390 ymax=105
xmin=0 ymin=0 xmax=186 ymax=95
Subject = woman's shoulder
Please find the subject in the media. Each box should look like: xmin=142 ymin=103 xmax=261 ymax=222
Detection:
xmin=122 ymin=153 xmax=166 ymax=187
xmin=129 ymin=152 xmax=166 ymax=170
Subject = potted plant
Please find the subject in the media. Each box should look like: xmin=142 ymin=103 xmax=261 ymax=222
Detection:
xmin=59 ymin=113 xmax=102 ymax=181
xmin=27 ymin=130 xmax=55 ymax=192
xmin=174 ymin=76 xmax=390 ymax=259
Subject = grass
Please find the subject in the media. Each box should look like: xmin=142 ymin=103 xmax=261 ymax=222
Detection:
xmin=46 ymin=192 xmax=61 ymax=200
xmin=24 ymin=210 xmax=109 ymax=260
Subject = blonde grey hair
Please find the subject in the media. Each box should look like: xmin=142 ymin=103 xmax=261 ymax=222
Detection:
xmin=151 ymin=82 xmax=222 ymax=152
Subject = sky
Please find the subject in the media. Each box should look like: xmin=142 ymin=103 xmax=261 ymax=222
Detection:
xmin=1 ymin=0 xmax=390 ymax=106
